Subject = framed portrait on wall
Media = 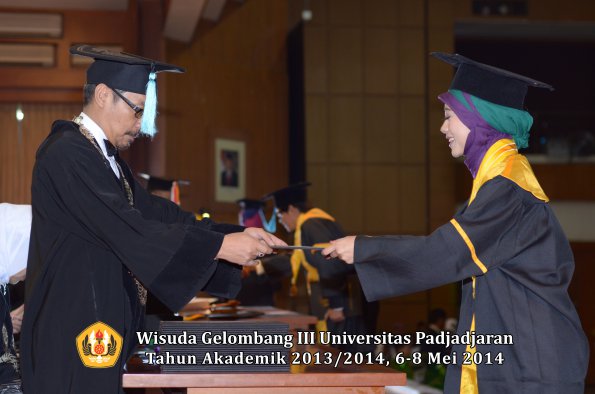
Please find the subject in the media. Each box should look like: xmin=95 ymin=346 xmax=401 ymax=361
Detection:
xmin=214 ymin=138 xmax=245 ymax=202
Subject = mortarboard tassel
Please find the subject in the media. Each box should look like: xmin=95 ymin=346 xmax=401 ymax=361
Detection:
xmin=141 ymin=71 xmax=158 ymax=137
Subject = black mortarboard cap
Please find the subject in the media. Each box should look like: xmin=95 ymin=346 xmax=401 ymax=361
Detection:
xmin=431 ymin=52 xmax=554 ymax=110
xmin=237 ymin=198 xmax=265 ymax=211
xmin=263 ymin=182 xmax=311 ymax=212
xmin=70 ymin=44 xmax=185 ymax=94
xmin=138 ymin=173 xmax=190 ymax=192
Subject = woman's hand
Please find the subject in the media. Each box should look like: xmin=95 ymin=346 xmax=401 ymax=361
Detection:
xmin=322 ymin=236 xmax=356 ymax=264
xmin=325 ymin=308 xmax=346 ymax=322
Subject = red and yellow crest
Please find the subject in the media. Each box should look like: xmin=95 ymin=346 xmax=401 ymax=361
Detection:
xmin=76 ymin=321 xmax=122 ymax=368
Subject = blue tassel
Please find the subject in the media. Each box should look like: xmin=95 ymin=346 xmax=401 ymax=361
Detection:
xmin=260 ymin=208 xmax=277 ymax=233
xmin=141 ymin=71 xmax=158 ymax=137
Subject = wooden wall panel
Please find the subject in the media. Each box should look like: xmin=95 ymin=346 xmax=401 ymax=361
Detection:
xmin=329 ymin=28 xmax=363 ymax=94
xmin=304 ymin=27 xmax=328 ymax=94
xmin=306 ymin=0 xmax=329 ymax=26
xmin=0 ymin=103 xmax=80 ymax=203
xmin=328 ymin=164 xmax=364 ymax=232
xmin=164 ymin=0 xmax=289 ymax=223
xmin=0 ymin=4 xmax=138 ymax=103
xmin=364 ymin=97 xmax=399 ymax=163
xmin=364 ymin=28 xmax=398 ymax=94
xmin=328 ymin=0 xmax=362 ymax=26
xmin=399 ymin=165 xmax=427 ymax=234
xmin=329 ymin=97 xmax=364 ymax=163
xmin=399 ymin=97 xmax=426 ymax=164
xmin=305 ymin=96 xmax=329 ymax=163
xmin=397 ymin=28 xmax=426 ymax=95
xmin=307 ymin=163 xmax=330 ymax=210
xmin=364 ymin=164 xmax=400 ymax=233
xmin=363 ymin=0 xmax=398 ymax=27
xmin=399 ymin=0 xmax=425 ymax=27
xmin=428 ymin=0 xmax=455 ymax=27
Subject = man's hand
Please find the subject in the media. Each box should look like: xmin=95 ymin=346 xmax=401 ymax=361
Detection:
xmin=243 ymin=227 xmax=287 ymax=248
xmin=216 ymin=233 xmax=274 ymax=266
xmin=11 ymin=304 xmax=24 ymax=334
xmin=325 ymin=308 xmax=345 ymax=322
xmin=322 ymin=236 xmax=356 ymax=264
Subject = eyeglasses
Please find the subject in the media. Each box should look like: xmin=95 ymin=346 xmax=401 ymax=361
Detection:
xmin=110 ymin=88 xmax=144 ymax=119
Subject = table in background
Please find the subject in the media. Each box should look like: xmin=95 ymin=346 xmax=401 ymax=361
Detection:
xmin=179 ymin=305 xmax=318 ymax=331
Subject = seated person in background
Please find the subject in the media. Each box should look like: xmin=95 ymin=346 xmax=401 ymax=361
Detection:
xmin=0 ymin=203 xmax=32 ymax=394
xmin=420 ymin=308 xmax=450 ymax=390
xmin=139 ymin=172 xmax=189 ymax=203
xmin=264 ymin=183 xmax=378 ymax=352
xmin=235 ymin=199 xmax=291 ymax=306
xmin=420 ymin=308 xmax=449 ymax=356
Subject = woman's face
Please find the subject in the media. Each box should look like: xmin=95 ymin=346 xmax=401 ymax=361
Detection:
xmin=440 ymin=105 xmax=471 ymax=158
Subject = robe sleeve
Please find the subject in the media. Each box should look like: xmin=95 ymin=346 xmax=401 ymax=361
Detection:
xmin=354 ymin=176 xmax=523 ymax=302
xmin=37 ymin=134 xmax=240 ymax=312
xmin=129 ymin=168 xmax=245 ymax=234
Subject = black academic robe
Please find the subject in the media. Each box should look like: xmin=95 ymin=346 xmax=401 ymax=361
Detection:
xmin=301 ymin=216 xmax=378 ymax=350
xmin=354 ymin=176 xmax=589 ymax=393
xmin=21 ymin=120 xmax=243 ymax=394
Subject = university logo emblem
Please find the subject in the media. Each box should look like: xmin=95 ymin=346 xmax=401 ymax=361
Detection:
xmin=76 ymin=321 xmax=122 ymax=368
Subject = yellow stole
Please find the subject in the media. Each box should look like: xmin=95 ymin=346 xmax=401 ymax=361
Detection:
xmin=459 ymin=139 xmax=548 ymax=393
xmin=291 ymin=208 xmax=335 ymax=287
xmin=469 ymin=138 xmax=548 ymax=205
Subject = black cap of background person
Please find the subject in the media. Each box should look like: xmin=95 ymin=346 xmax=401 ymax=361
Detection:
xmin=138 ymin=173 xmax=190 ymax=192
xmin=69 ymin=44 xmax=185 ymax=137
xmin=431 ymin=52 xmax=554 ymax=110
xmin=237 ymin=198 xmax=265 ymax=211
xmin=263 ymin=182 xmax=311 ymax=212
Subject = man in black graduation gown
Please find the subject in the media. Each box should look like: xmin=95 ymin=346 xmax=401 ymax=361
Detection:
xmin=266 ymin=183 xmax=377 ymax=351
xmin=235 ymin=198 xmax=290 ymax=307
xmin=324 ymin=54 xmax=589 ymax=392
xmin=21 ymin=45 xmax=286 ymax=394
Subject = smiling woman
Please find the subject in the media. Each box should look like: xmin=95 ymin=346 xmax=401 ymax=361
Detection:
xmin=440 ymin=104 xmax=471 ymax=158
xmin=324 ymin=52 xmax=589 ymax=393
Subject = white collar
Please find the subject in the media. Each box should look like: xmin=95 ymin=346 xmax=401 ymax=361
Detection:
xmin=79 ymin=112 xmax=111 ymax=160
xmin=78 ymin=112 xmax=120 ymax=178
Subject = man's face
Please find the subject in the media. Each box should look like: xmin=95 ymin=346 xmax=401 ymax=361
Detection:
xmin=277 ymin=205 xmax=300 ymax=232
xmin=104 ymin=90 xmax=145 ymax=150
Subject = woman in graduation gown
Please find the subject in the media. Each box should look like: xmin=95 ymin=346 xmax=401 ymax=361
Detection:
xmin=324 ymin=53 xmax=589 ymax=393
